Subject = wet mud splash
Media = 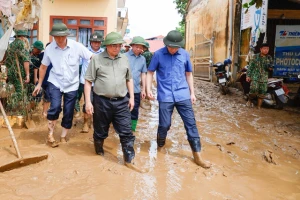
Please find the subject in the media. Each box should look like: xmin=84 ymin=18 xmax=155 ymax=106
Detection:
xmin=0 ymin=80 xmax=299 ymax=199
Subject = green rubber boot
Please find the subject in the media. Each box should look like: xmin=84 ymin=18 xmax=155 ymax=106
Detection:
xmin=131 ymin=120 xmax=138 ymax=132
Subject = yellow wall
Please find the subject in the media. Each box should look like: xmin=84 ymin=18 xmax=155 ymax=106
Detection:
xmin=39 ymin=0 xmax=117 ymax=44
xmin=186 ymin=0 xmax=229 ymax=63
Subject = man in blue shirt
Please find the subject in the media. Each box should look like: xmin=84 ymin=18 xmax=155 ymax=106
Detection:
xmin=146 ymin=30 xmax=211 ymax=168
xmin=125 ymin=36 xmax=147 ymax=131
xmin=32 ymin=23 xmax=93 ymax=147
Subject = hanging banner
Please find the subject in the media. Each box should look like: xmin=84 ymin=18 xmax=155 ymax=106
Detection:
xmin=274 ymin=25 xmax=300 ymax=77
xmin=240 ymin=0 xmax=269 ymax=47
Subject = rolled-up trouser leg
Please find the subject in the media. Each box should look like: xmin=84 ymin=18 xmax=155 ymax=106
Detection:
xmin=61 ymin=90 xmax=77 ymax=129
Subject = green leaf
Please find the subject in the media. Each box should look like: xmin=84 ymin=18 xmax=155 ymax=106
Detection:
xmin=242 ymin=3 xmax=249 ymax=8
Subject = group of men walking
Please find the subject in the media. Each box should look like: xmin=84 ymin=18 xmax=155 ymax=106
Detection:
xmin=5 ymin=22 xmax=211 ymax=171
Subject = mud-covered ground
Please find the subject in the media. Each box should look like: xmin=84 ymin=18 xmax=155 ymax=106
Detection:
xmin=0 ymin=80 xmax=299 ymax=200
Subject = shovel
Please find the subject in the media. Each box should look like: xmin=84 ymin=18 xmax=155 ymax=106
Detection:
xmin=15 ymin=53 xmax=36 ymax=129
xmin=0 ymin=100 xmax=48 ymax=172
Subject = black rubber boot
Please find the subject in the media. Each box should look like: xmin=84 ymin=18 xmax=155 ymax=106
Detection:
xmin=94 ymin=139 xmax=104 ymax=156
xmin=121 ymin=140 xmax=135 ymax=163
xmin=120 ymin=137 xmax=145 ymax=173
xmin=188 ymin=138 xmax=211 ymax=169
xmin=157 ymin=133 xmax=166 ymax=147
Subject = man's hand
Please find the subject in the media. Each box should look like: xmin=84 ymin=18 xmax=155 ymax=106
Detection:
xmin=246 ymin=77 xmax=251 ymax=82
xmin=24 ymin=75 xmax=30 ymax=84
xmin=146 ymin=90 xmax=155 ymax=100
xmin=85 ymin=102 xmax=94 ymax=115
xmin=191 ymin=94 xmax=196 ymax=104
xmin=141 ymin=90 xmax=146 ymax=99
xmin=128 ymin=97 xmax=134 ymax=111
xmin=32 ymin=84 xmax=41 ymax=96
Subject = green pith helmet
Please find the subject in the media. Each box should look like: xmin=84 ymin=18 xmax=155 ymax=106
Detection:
xmin=130 ymin=36 xmax=146 ymax=46
xmin=89 ymin=32 xmax=103 ymax=42
xmin=33 ymin=40 xmax=44 ymax=50
xmin=102 ymin=32 xmax=125 ymax=46
xmin=49 ymin=23 xmax=70 ymax=36
xmin=163 ymin=30 xmax=184 ymax=48
xmin=144 ymin=41 xmax=150 ymax=49
xmin=14 ymin=30 xmax=29 ymax=38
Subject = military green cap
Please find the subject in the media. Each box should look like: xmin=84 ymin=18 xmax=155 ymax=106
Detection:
xmin=102 ymin=32 xmax=125 ymax=46
xmin=163 ymin=30 xmax=184 ymax=48
xmin=49 ymin=23 xmax=70 ymax=36
xmin=144 ymin=41 xmax=150 ymax=49
xmin=89 ymin=32 xmax=103 ymax=42
xmin=130 ymin=36 xmax=146 ymax=46
xmin=33 ymin=40 xmax=44 ymax=50
xmin=14 ymin=30 xmax=29 ymax=38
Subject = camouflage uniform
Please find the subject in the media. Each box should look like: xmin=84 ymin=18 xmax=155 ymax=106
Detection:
xmin=4 ymin=38 xmax=30 ymax=110
xmin=142 ymin=49 xmax=153 ymax=68
xmin=247 ymin=53 xmax=273 ymax=96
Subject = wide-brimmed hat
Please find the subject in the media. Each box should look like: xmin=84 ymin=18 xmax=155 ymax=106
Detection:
xmin=89 ymin=32 xmax=103 ymax=42
xmin=163 ymin=30 xmax=184 ymax=48
xmin=144 ymin=41 xmax=150 ymax=49
xmin=14 ymin=30 xmax=29 ymax=38
xmin=33 ymin=40 xmax=44 ymax=50
xmin=49 ymin=23 xmax=70 ymax=36
xmin=102 ymin=32 xmax=124 ymax=46
xmin=130 ymin=36 xmax=146 ymax=47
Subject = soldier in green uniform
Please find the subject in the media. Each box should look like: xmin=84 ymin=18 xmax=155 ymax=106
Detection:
xmin=4 ymin=30 xmax=30 ymax=112
xmin=142 ymin=41 xmax=153 ymax=68
xmin=29 ymin=40 xmax=44 ymax=104
xmin=140 ymin=41 xmax=153 ymax=110
xmin=246 ymin=43 xmax=273 ymax=109
xmin=30 ymin=40 xmax=44 ymax=85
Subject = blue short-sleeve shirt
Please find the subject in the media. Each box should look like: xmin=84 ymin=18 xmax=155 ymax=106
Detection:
xmin=148 ymin=47 xmax=193 ymax=102
xmin=125 ymin=50 xmax=147 ymax=93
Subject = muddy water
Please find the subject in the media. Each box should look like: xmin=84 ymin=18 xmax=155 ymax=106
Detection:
xmin=0 ymin=80 xmax=299 ymax=200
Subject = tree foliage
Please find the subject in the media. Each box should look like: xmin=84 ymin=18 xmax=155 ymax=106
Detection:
xmin=242 ymin=0 xmax=262 ymax=13
xmin=173 ymin=0 xmax=188 ymax=37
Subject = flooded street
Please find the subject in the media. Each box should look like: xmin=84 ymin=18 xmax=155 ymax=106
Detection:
xmin=0 ymin=80 xmax=300 ymax=200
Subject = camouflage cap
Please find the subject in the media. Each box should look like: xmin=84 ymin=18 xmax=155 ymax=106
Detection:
xmin=144 ymin=41 xmax=150 ymax=49
xmin=14 ymin=30 xmax=29 ymax=38
xmin=33 ymin=40 xmax=44 ymax=50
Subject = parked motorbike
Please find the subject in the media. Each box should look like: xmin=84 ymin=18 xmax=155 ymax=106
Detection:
xmin=210 ymin=58 xmax=232 ymax=95
xmin=238 ymin=65 xmax=289 ymax=109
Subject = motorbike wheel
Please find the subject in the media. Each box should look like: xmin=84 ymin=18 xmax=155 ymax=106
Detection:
xmin=274 ymin=95 xmax=284 ymax=110
xmin=220 ymin=85 xmax=227 ymax=95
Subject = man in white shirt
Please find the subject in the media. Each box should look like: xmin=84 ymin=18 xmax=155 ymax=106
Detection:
xmin=32 ymin=23 xmax=93 ymax=147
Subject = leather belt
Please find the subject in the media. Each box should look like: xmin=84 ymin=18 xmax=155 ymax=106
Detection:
xmin=99 ymin=95 xmax=125 ymax=101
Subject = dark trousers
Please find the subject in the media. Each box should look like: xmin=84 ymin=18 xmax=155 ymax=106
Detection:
xmin=158 ymin=99 xmax=200 ymax=141
xmin=126 ymin=93 xmax=140 ymax=120
xmin=93 ymin=93 xmax=135 ymax=143
xmin=75 ymin=83 xmax=84 ymax=112
xmin=47 ymin=82 xmax=77 ymax=129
